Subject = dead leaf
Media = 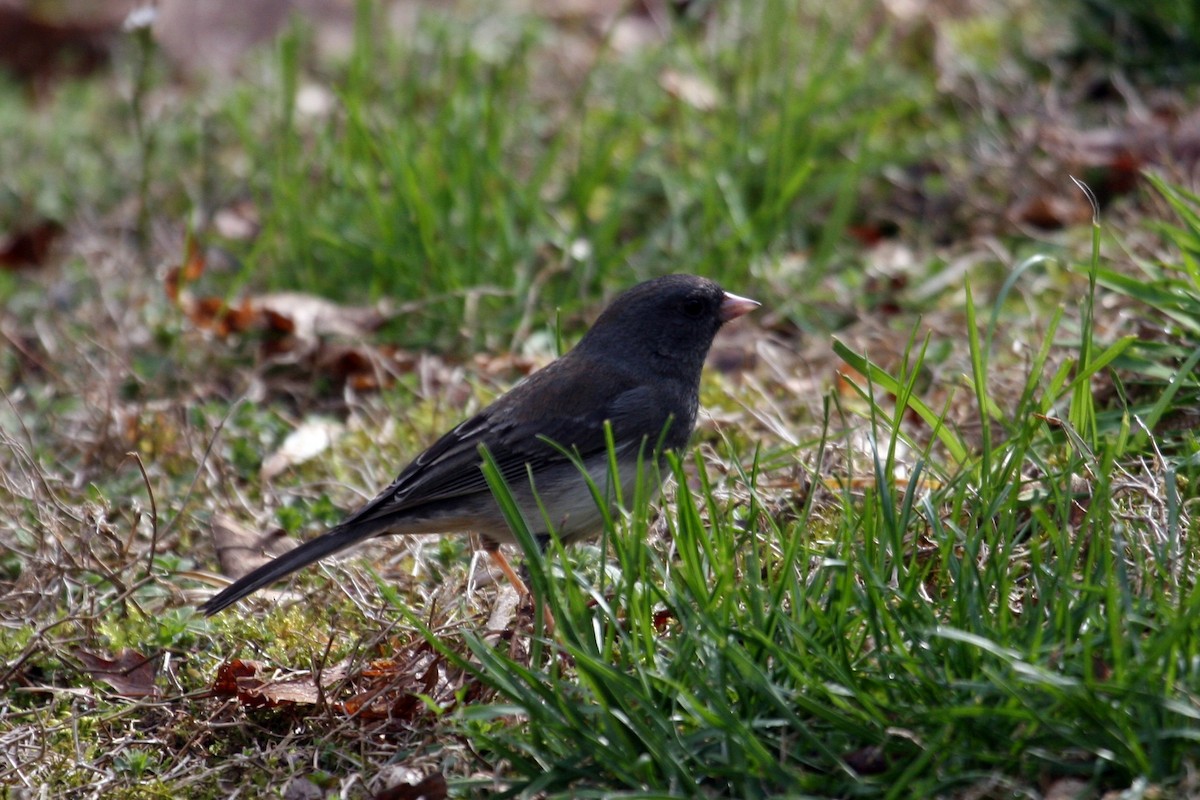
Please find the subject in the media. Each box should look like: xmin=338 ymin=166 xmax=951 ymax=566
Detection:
xmin=211 ymin=659 xmax=349 ymax=709
xmin=165 ymin=234 xmax=425 ymax=396
xmin=373 ymin=773 xmax=449 ymax=800
xmin=210 ymin=515 xmax=298 ymax=581
xmin=167 ymin=239 xmax=391 ymax=341
xmin=74 ymin=648 xmax=160 ymax=698
xmin=339 ymin=653 xmax=445 ymax=722
xmin=1043 ymin=777 xmax=1092 ymax=800
xmin=652 ymin=608 xmax=675 ymax=631
xmin=260 ymin=418 xmax=342 ymax=481
xmin=164 ymin=233 xmax=207 ymax=304
xmin=169 ymin=248 xmax=388 ymax=343
xmin=0 ymin=8 xmax=115 ymax=89
xmin=471 ymin=351 xmax=538 ymax=380
xmin=166 ymin=236 xmax=402 ymax=388
xmin=1042 ymin=113 xmax=1197 ymax=180
xmin=252 ymin=292 xmax=391 ymax=342
xmin=1010 ymin=193 xmax=1092 ymax=231
xmin=847 ymin=221 xmax=898 ymax=247
xmin=239 ymin=673 xmax=324 ymax=706
xmin=835 ymin=360 xmax=866 ymax=398
xmin=210 ymin=658 xmax=261 ymax=697
xmin=0 ymin=219 xmax=64 ymax=270
xmin=283 ymin=777 xmax=325 ymax=800
xmin=296 ymin=83 xmax=336 ymax=118
xmin=208 ymin=644 xmax=460 ymax=721
xmin=1026 ymin=109 xmax=1200 ymax=224
xmin=660 ymin=68 xmax=718 ymax=111
xmin=485 ymin=583 xmax=523 ymax=633
xmin=843 ymin=744 xmax=888 ymax=775
xmin=313 ymin=344 xmax=391 ymax=392
xmin=212 ymin=199 xmax=260 ymax=241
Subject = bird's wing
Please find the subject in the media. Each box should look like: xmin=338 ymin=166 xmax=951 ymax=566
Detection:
xmin=337 ymin=376 xmax=676 ymax=532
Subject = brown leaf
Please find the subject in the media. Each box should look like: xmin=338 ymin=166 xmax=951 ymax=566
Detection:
xmin=1010 ymin=194 xmax=1092 ymax=231
xmin=74 ymin=648 xmax=160 ymax=698
xmin=208 ymin=643 xmax=460 ymax=721
xmin=212 ymin=199 xmax=261 ymax=241
xmin=1043 ymin=778 xmax=1092 ymax=800
xmin=652 ymin=608 xmax=675 ymax=631
xmin=167 ymin=234 xmax=408 ymax=395
xmin=210 ymin=515 xmax=298 ymax=581
xmin=240 ymin=673 xmax=323 ymax=706
xmin=210 ymin=655 xmax=440 ymax=714
xmin=260 ymin=306 xmax=298 ymax=336
xmin=164 ymin=235 xmax=208 ymax=305
xmin=211 ymin=658 xmax=350 ymax=709
xmin=211 ymin=658 xmax=262 ymax=698
xmin=174 ymin=293 xmax=258 ymax=338
xmin=835 ymin=361 xmax=866 ymax=398
xmin=316 ymin=345 xmax=386 ymax=391
xmin=373 ymin=773 xmax=449 ymax=800
xmin=338 ymin=655 xmax=444 ymax=722
xmin=216 ymin=298 xmax=260 ymax=337
xmin=170 ymin=237 xmax=389 ymax=343
xmin=0 ymin=219 xmax=63 ymax=270
xmin=847 ymin=222 xmax=890 ymax=247
xmin=252 ymin=292 xmax=391 ymax=341
xmin=0 ymin=8 xmax=114 ymax=88
xmin=843 ymin=744 xmax=888 ymax=775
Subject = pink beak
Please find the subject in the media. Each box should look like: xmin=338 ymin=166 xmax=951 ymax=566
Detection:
xmin=718 ymin=291 xmax=760 ymax=323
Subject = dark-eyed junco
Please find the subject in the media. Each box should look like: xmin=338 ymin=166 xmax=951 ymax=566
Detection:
xmin=200 ymin=274 xmax=758 ymax=617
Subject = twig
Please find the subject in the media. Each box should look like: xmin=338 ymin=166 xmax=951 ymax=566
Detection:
xmin=124 ymin=451 xmax=160 ymax=578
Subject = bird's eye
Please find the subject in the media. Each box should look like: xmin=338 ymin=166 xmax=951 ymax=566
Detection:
xmin=681 ymin=297 xmax=705 ymax=318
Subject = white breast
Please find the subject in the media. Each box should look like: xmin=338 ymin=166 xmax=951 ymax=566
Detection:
xmin=504 ymin=454 xmax=664 ymax=545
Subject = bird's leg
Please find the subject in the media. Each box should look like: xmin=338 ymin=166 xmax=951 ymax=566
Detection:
xmin=487 ymin=548 xmax=555 ymax=634
xmin=486 ymin=547 xmax=528 ymax=595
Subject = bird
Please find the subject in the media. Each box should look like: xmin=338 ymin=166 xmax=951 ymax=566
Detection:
xmin=199 ymin=274 xmax=758 ymax=618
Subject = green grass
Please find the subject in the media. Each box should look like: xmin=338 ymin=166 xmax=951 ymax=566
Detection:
xmin=393 ymin=177 xmax=1200 ymax=796
xmin=429 ymin=218 xmax=1200 ymax=796
xmin=216 ymin=0 xmax=925 ymax=350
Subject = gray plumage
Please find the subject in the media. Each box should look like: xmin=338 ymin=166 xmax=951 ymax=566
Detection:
xmin=200 ymin=274 xmax=757 ymax=615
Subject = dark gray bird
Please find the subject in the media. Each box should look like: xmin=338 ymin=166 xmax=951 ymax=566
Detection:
xmin=199 ymin=274 xmax=758 ymax=617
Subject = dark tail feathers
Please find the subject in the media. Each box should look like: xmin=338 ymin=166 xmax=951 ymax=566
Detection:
xmin=199 ymin=524 xmax=375 ymax=616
